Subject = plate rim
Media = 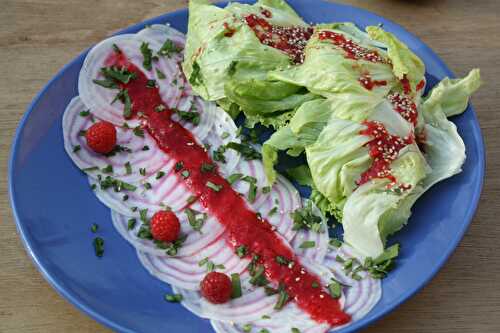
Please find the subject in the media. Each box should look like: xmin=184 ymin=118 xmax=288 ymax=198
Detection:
xmin=8 ymin=1 xmax=485 ymax=332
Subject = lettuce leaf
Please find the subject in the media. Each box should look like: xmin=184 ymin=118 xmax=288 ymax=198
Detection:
xmin=366 ymin=26 xmax=425 ymax=93
xmin=268 ymin=26 xmax=396 ymax=98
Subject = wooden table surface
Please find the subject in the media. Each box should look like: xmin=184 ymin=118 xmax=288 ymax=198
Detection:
xmin=2 ymin=0 xmax=499 ymax=332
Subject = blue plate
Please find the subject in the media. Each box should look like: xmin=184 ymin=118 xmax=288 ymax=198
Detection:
xmin=8 ymin=1 xmax=484 ymax=332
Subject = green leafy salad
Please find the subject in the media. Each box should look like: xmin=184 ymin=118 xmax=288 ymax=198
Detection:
xmin=183 ymin=0 xmax=481 ymax=258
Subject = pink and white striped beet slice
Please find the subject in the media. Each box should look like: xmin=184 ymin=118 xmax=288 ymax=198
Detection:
xmin=135 ymin=24 xmax=194 ymax=110
xmin=173 ymin=275 xmax=278 ymax=322
xmin=208 ymin=246 xmax=379 ymax=333
xmin=176 ymin=257 xmax=342 ymax=326
xmin=79 ymin=34 xmax=155 ymax=127
xmin=63 ymin=96 xmax=169 ymax=182
xmin=111 ymin=202 xmax=225 ymax=257
xmin=137 ymin=237 xmax=249 ymax=290
xmin=89 ymin=158 xmax=190 ymax=215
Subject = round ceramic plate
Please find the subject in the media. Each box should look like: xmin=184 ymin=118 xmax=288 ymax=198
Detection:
xmin=8 ymin=1 xmax=484 ymax=332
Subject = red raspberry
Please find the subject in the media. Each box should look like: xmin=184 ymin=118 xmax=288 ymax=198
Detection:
xmin=200 ymin=272 xmax=232 ymax=304
xmin=150 ymin=210 xmax=180 ymax=243
xmin=85 ymin=121 xmax=117 ymax=154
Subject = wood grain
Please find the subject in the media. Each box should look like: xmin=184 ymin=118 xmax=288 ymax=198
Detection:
xmin=1 ymin=0 xmax=499 ymax=332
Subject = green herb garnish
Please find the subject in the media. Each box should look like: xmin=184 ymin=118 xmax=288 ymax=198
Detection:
xmin=73 ymin=145 xmax=81 ymax=153
xmin=185 ymin=208 xmax=207 ymax=233
xmin=189 ymin=61 xmax=203 ymax=86
xmin=127 ymin=218 xmax=137 ymax=230
xmin=155 ymin=68 xmax=166 ymax=79
xmin=274 ymin=283 xmax=289 ymax=310
xmin=164 ymin=293 xmax=183 ymax=303
xmin=235 ymin=245 xmax=247 ymax=258
xmin=231 ymin=273 xmax=242 ymax=299
xmin=226 ymin=142 xmax=261 ymax=160
xmin=157 ymin=39 xmax=182 ymax=58
xmin=200 ymin=163 xmax=215 ymax=173
xmin=91 ymin=223 xmax=98 ymax=233
xmin=125 ymin=161 xmax=132 ymax=175
xmin=299 ymin=240 xmax=315 ymax=249
xmin=206 ymin=181 xmax=222 ymax=192
xmin=156 ymin=171 xmax=165 ymax=179
xmin=140 ymin=42 xmax=153 ymax=70
xmin=93 ymin=237 xmax=104 ymax=257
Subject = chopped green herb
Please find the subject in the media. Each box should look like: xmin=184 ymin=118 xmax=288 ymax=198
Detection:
xmin=311 ymin=281 xmax=319 ymax=288
xmin=291 ymin=328 xmax=301 ymax=333
xmin=275 ymin=255 xmax=291 ymax=266
xmin=189 ymin=61 xmax=203 ymax=86
xmin=78 ymin=130 xmax=87 ymax=137
xmin=146 ymin=79 xmax=157 ymax=88
xmin=335 ymin=255 xmax=345 ymax=263
xmin=127 ymin=218 xmax=137 ymax=230
xmin=79 ymin=110 xmax=91 ymax=117
xmin=268 ymin=207 xmax=278 ymax=216
xmin=122 ymin=194 xmax=129 ymax=201
xmin=131 ymin=206 xmax=138 ymax=212
xmin=327 ymin=279 xmax=342 ymax=299
xmin=142 ymin=145 xmax=150 ymax=151
xmin=198 ymin=257 xmax=224 ymax=272
xmin=187 ymin=195 xmax=197 ymax=204
xmin=133 ymin=126 xmax=144 ymax=137
xmin=226 ymin=142 xmax=261 ymax=160
xmin=113 ymin=89 xmax=132 ymax=118
xmin=261 ymin=315 xmax=271 ymax=320
xmin=91 ymin=223 xmax=98 ymax=233
xmin=140 ymin=42 xmax=153 ymax=70
xmin=185 ymin=208 xmax=207 ymax=233
xmin=290 ymin=201 xmax=323 ymax=233
xmin=262 ymin=186 xmax=271 ymax=194
xmin=144 ymin=182 xmax=152 ymax=190
xmin=155 ymin=68 xmax=166 ymax=79
xmin=175 ymin=109 xmax=200 ymax=125
xmin=156 ymin=171 xmax=165 ymax=179
xmin=93 ymin=237 xmax=104 ymax=257
xmin=101 ymin=66 xmax=136 ymax=84
xmin=139 ymin=209 xmax=148 ymax=223
xmin=235 ymin=245 xmax=247 ymax=258
xmin=274 ymin=283 xmax=289 ymax=310
xmin=139 ymin=168 xmax=146 ymax=176
xmin=93 ymin=78 xmax=117 ymax=89
xmin=329 ymin=238 xmax=342 ymax=248
xmin=83 ymin=166 xmax=98 ymax=173
xmin=112 ymin=43 xmax=121 ymax=53
xmin=299 ymin=240 xmax=315 ymax=249
xmin=247 ymin=182 xmax=257 ymax=203
xmin=154 ymin=104 xmax=166 ymax=113
xmin=90 ymin=184 xmax=97 ymax=190
xmin=73 ymin=145 xmax=81 ymax=153
xmin=242 ymin=324 xmax=252 ymax=333
xmin=174 ymin=161 xmax=184 ymax=172
xmin=198 ymin=257 xmax=209 ymax=267
xmin=264 ymin=286 xmax=278 ymax=296
xmin=164 ymin=234 xmax=187 ymax=256
xmin=213 ymin=145 xmax=227 ymax=163
xmin=157 ymin=39 xmax=182 ymax=57
xmin=104 ymin=144 xmax=132 ymax=157
xmin=206 ymin=181 xmax=222 ymax=192
xmin=200 ymin=163 xmax=215 ymax=173
xmin=260 ymin=329 xmax=270 ymax=333
xmin=249 ymin=265 xmax=268 ymax=286
xmin=221 ymin=132 xmax=230 ymax=139
xmin=164 ymin=293 xmax=183 ymax=303
xmin=228 ymin=173 xmax=243 ymax=185
xmin=181 ymin=170 xmax=190 ymax=178
xmin=124 ymin=161 xmax=132 ymax=175
xmin=231 ymin=273 xmax=242 ymax=299
xmin=101 ymin=165 xmax=113 ymax=174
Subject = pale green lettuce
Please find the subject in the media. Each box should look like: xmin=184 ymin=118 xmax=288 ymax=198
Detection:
xmin=183 ymin=0 xmax=311 ymax=124
xmin=366 ymin=26 xmax=425 ymax=93
xmin=268 ymin=25 xmax=397 ymax=98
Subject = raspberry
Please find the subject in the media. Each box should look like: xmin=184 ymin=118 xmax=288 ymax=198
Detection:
xmin=85 ymin=121 xmax=117 ymax=154
xmin=200 ymin=272 xmax=232 ymax=304
xmin=150 ymin=210 xmax=180 ymax=243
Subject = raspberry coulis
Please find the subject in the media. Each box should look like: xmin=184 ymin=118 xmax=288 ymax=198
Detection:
xmin=105 ymin=50 xmax=350 ymax=326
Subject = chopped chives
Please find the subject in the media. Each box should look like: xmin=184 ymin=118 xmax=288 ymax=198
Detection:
xmin=181 ymin=170 xmax=190 ymax=178
xmin=73 ymin=145 xmax=81 ymax=153
xmin=206 ymin=181 xmax=222 ymax=192
xmin=91 ymin=223 xmax=98 ymax=233
xmin=164 ymin=293 xmax=183 ymax=303
xmin=156 ymin=171 xmax=165 ymax=179
xmin=230 ymin=273 xmax=242 ymax=299
xmin=127 ymin=218 xmax=137 ymax=230
xmin=93 ymin=237 xmax=104 ymax=257
xmin=299 ymin=240 xmax=315 ymax=249
xmin=124 ymin=161 xmax=132 ymax=175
